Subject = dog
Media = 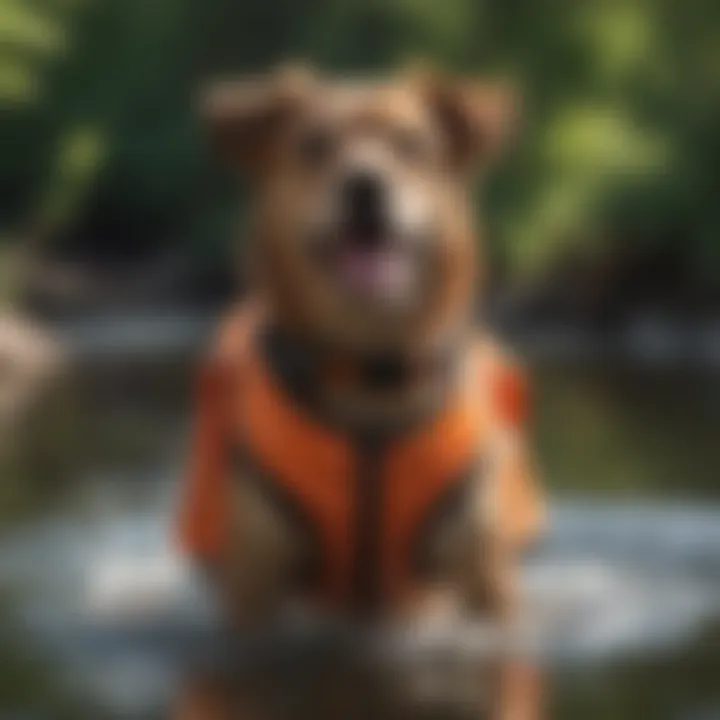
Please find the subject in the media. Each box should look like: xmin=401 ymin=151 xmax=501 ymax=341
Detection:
xmin=176 ymin=65 xmax=544 ymax=697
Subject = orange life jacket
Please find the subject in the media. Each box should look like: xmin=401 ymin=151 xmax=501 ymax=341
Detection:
xmin=176 ymin=307 xmax=543 ymax=611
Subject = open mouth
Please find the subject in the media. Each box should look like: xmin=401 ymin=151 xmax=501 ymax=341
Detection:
xmin=314 ymin=232 xmax=418 ymax=303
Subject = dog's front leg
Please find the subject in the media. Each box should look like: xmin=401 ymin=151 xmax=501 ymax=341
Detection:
xmin=461 ymin=441 xmax=518 ymax=619
xmin=461 ymin=436 xmax=544 ymax=720
xmin=219 ymin=474 xmax=298 ymax=629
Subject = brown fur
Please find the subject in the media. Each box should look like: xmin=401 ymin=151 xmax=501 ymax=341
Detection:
xmin=185 ymin=65 xmax=540 ymax=718
xmin=203 ymin=67 xmax=515 ymax=355
xmin=202 ymin=63 xmax=528 ymax=609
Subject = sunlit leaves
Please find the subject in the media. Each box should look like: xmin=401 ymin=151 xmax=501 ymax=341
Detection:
xmin=0 ymin=0 xmax=718 ymax=283
xmin=543 ymin=104 xmax=668 ymax=177
xmin=37 ymin=124 xmax=108 ymax=233
xmin=0 ymin=0 xmax=72 ymax=105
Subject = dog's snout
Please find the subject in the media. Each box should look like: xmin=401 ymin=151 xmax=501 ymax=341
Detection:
xmin=341 ymin=171 xmax=388 ymax=244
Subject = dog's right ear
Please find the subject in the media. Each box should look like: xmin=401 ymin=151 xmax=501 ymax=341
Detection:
xmin=406 ymin=65 xmax=520 ymax=175
xmin=200 ymin=64 xmax=315 ymax=175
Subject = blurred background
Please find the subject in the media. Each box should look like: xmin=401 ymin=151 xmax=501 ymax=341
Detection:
xmin=0 ymin=1 xmax=719 ymax=718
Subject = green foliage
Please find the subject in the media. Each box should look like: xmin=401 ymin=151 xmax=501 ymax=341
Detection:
xmin=0 ymin=0 xmax=717 ymax=281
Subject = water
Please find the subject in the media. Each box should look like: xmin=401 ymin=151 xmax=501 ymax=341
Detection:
xmin=1 ymin=329 xmax=719 ymax=719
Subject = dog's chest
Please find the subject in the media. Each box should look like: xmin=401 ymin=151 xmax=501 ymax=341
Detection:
xmin=226 ymin=431 xmax=479 ymax=609
xmin=217 ymin=341 xmax=489 ymax=609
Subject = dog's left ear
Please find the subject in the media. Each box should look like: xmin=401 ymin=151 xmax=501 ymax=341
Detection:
xmin=412 ymin=70 xmax=521 ymax=174
xmin=200 ymin=64 xmax=316 ymax=176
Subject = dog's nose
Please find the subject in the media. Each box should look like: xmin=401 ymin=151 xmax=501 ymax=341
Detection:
xmin=341 ymin=171 xmax=388 ymax=244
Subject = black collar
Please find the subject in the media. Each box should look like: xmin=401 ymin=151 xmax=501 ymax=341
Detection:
xmin=258 ymin=324 xmax=458 ymax=436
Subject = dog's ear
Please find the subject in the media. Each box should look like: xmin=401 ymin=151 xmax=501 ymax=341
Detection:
xmin=411 ymin=69 xmax=520 ymax=174
xmin=200 ymin=64 xmax=316 ymax=175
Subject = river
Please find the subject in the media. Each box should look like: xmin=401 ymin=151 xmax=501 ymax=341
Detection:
xmin=1 ymin=317 xmax=719 ymax=719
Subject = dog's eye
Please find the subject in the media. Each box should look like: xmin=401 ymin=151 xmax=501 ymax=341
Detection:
xmin=393 ymin=129 xmax=430 ymax=163
xmin=297 ymin=128 xmax=335 ymax=167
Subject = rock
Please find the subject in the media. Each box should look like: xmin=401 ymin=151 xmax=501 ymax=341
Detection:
xmin=0 ymin=312 xmax=69 ymax=465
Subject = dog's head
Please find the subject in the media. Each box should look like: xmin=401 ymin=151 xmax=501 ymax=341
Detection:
xmin=203 ymin=66 xmax=517 ymax=353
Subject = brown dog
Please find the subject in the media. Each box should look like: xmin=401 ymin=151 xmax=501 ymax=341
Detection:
xmin=177 ymin=65 xmax=543 ymax=632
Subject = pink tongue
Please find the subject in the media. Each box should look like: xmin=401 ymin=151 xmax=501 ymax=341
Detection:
xmin=336 ymin=247 xmax=410 ymax=297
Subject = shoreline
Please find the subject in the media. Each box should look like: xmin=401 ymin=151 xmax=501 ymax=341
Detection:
xmin=45 ymin=310 xmax=720 ymax=368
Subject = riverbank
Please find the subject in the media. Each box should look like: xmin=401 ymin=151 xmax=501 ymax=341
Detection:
xmin=45 ymin=309 xmax=720 ymax=368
